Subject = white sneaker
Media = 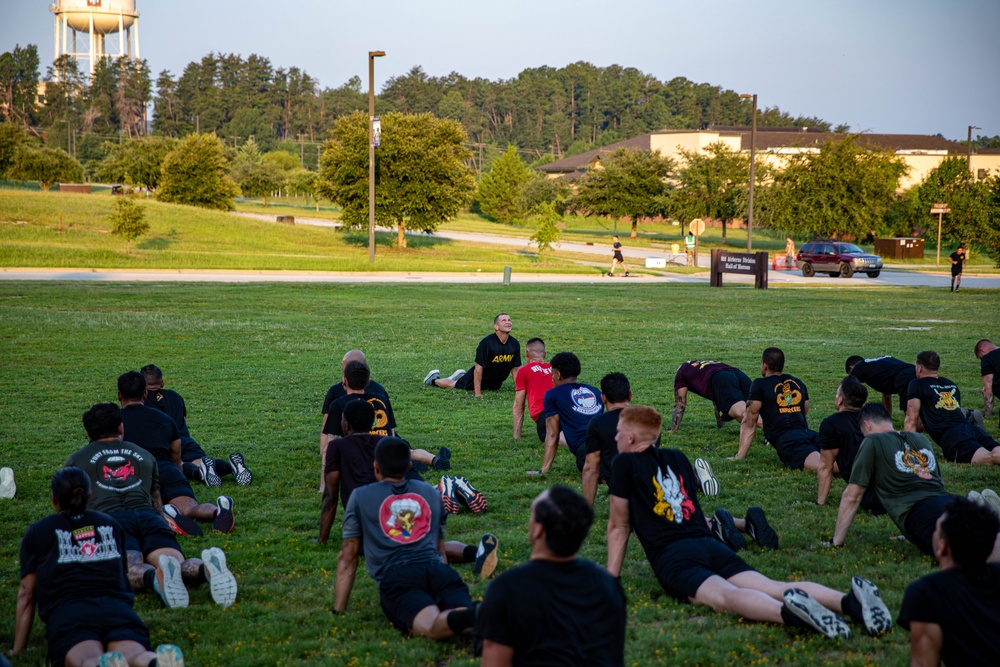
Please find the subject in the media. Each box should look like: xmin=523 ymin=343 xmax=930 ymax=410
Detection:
xmin=782 ymin=588 xmax=850 ymax=639
xmin=981 ymin=489 xmax=1000 ymax=517
xmin=851 ymin=576 xmax=893 ymax=637
xmin=447 ymin=369 xmax=467 ymax=382
xmin=154 ymin=555 xmax=189 ymax=609
xmin=202 ymin=547 xmax=238 ymax=608
xmin=0 ymin=467 xmax=15 ymax=499
xmin=423 ymin=369 xmax=441 ymax=386
xmin=694 ymin=458 xmax=720 ymax=496
xmin=155 ymin=644 xmax=185 ymax=667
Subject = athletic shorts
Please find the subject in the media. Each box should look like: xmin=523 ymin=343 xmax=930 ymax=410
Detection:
xmin=570 ymin=445 xmax=587 ymax=473
xmin=108 ymin=509 xmax=181 ymax=557
xmin=535 ymin=416 xmax=547 ymax=443
xmin=180 ymin=437 xmax=207 ymax=462
xmin=772 ymin=430 xmax=819 ymax=469
xmin=903 ymin=494 xmax=957 ymax=555
xmin=710 ymin=370 xmax=752 ymax=421
xmin=378 ymin=559 xmax=472 ymax=634
xmin=613 ymin=252 xmax=624 ymax=262
xmin=951 ymin=265 xmax=962 ymax=277
xmin=651 ymin=537 xmax=754 ymax=602
xmin=860 ymin=487 xmax=887 ymax=516
xmin=160 ymin=476 xmax=196 ymax=503
xmin=45 ymin=598 xmax=150 ymax=667
xmin=454 ymin=368 xmax=503 ymax=392
xmin=939 ymin=424 xmax=1000 ymax=463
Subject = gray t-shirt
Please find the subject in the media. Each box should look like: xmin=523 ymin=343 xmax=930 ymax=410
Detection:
xmin=65 ymin=440 xmax=158 ymax=514
xmin=342 ymin=478 xmax=446 ymax=581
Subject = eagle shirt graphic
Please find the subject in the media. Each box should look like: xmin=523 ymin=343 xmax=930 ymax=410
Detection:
xmin=379 ymin=493 xmax=432 ymax=544
xmin=652 ymin=465 xmax=696 ymax=524
xmin=570 ymin=386 xmax=601 ymax=416
xmin=894 ymin=444 xmax=937 ymax=480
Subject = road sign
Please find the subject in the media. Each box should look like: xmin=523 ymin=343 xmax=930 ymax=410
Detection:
xmin=930 ymin=205 xmax=950 ymax=214
xmin=372 ymin=117 xmax=381 ymax=147
xmin=689 ymin=218 xmax=706 ymax=236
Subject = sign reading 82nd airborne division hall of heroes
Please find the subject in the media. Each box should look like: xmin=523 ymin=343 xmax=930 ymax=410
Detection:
xmin=710 ymin=249 xmax=769 ymax=289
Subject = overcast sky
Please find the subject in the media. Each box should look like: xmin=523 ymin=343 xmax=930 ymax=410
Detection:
xmin=3 ymin=0 xmax=997 ymax=140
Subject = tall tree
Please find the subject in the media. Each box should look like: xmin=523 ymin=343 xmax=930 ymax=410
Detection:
xmin=317 ymin=111 xmax=474 ymax=248
xmin=673 ymin=142 xmax=753 ymax=241
xmin=0 ymin=44 xmax=40 ymax=127
xmin=93 ymin=136 xmax=178 ymax=191
xmin=231 ymin=137 xmax=285 ymax=206
xmin=157 ymin=133 xmax=239 ymax=210
xmin=906 ymin=156 xmax=993 ymax=246
xmin=8 ymin=146 xmax=83 ymax=190
xmin=572 ymin=148 xmax=675 ymax=238
xmin=0 ymin=121 xmax=30 ymax=177
xmin=476 ymin=145 xmax=534 ymax=224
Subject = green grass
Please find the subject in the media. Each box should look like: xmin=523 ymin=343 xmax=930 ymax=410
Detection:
xmin=1 ymin=281 xmax=998 ymax=666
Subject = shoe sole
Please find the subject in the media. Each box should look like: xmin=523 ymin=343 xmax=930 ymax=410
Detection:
xmin=423 ymin=370 xmax=441 ymax=386
xmin=0 ymin=467 xmax=15 ymax=499
xmin=99 ymin=652 xmax=129 ymax=667
xmin=162 ymin=506 xmax=204 ymax=537
xmin=782 ymin=589 xmax=851 ymax=639
xmin=968 ymin=490 xmax=983 ymax=504
xmin=155 ymin=555 xmax=189 ymax=609
xmin=474 ymin=534 xmax=499 ymax=578
xmin=851 ymin=576 xmax=892 ymax=637
xmin=202 ymin=547 xmax=238 ymax=608
xmin=448 ymin=369 xmax=466 ymax=382
xmin=434 ymin=446 xmax=452 ymax=471
xmin=203 ymin=458 xmax=222 ymax=487
xmin=454 ymin=477 xmax=487 ymax=513
xmin=713 ymin=508 xmax=746 ymax=551
xmin=694 ymin=458 xmax=720 ymax=496
xmin=745 ymin=506 xmax=779 ymax=550
xmin=213 ymin=496 xmax=235 ymax=534
xmin=981 ymin=489 xmax=1000 ymax=517
xmin=229 ymin=452 xmax=253 ymax=486
xmin=155 ymin=644 xmax=185 ymax=667
xmin=438 ymin=477 xmax=460 ymax=514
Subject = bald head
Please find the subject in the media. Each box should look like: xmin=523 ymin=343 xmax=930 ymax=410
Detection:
xmin=341 ymin=349 xmax=367 ymax=369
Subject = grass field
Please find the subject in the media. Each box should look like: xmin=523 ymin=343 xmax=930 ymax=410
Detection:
xmin=1 ymin=281 xmax=998 ymax=666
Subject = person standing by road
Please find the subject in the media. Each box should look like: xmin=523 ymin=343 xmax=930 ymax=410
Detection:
xmin=949 ymin=244 xmax=966 ymax=292
xmin=785 ymin=236 xmax=796 ymax=267
xmin=609 ymin=235 xmax=629 ymax=277
xmin=685 ymin=232 xmax=696 ymax=266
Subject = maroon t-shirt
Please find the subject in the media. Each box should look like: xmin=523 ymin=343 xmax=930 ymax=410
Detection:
xmin=673 ymin=360 xmax=738 ymax=400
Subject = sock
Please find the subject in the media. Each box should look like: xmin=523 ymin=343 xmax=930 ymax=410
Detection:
xmin=182 ymin=462 xmax=201 ymax=480
xmin=841 ymin=592 xmax=863 ymax=623
xmin=143 ymin=568 xmax=156 ymax=591
xmin=463 ymin=545 xmax=478 ymax=562
xmin=446 ymin=607 xmax=475 ymax=634
xmin=149 ymin=660 xmax=157 ymax=667
xmin=780 ymin=603 xmax=813 ymax=630
xmin=199 ymin=563 xmax=208 ymax=583
xmin=214 ymin=459 xmax=233 ymax=476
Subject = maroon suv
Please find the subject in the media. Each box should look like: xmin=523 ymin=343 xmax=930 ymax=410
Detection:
xmin=795 ymin=240 xmax=883 ymax=278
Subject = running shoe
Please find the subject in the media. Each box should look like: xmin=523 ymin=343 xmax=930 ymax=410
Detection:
xmin=712 ymin=508 xmax=746 ymax=551
xmin=213 ymin=496 xmax=235 ymax=534
xmin=782 ymin=588 xmax=851 ymax=639
xmin=153 ymin=554 xmax=189 ymax=609
xmin=745 ymin=506 xmax=779 ymax=550
xmin=447 ymin=369 xmax=467 ymax=382
xmin=438 ymin=475 xmax=460 ymax=514
xmin=432 ymin=446 xmax=452 ymax=471
xmin=694 ymin=458 xmax=720 ymax=496
xmin=162 ymin=504 xmax=204 ymax=537
xmin=968 ymin=489 xmax=983 ymax=504
xmin=453 ymin=476 xmax=488 ymax=513
xmin=155 ymin=644 xmax=185 ymax=667
xmin=981 ymin=489 xmax=1000 ymax=517
xmin=624 ymin=271 xmax=630 ymax=277
xmin=967 ymin=409 xmax=985 ymax=427
xmin=98 ymin=652 xmax=128 ymax=667
xmin=849 ymin=576 xmax=893 ymax=637
xmin=229 ymin=452 xmax=253 ymax=486
xmin=0 ymin=467 xmax=15 ymax=499
xmin=423 ymin=369 xmax=441 ymax=386
xmin=473 ymin=534 xmax=499 ymax=578
xmin=202 ymin=547 xmax=238 ymax=608
xmin=202 ymin=457 xmax=222 ymax=488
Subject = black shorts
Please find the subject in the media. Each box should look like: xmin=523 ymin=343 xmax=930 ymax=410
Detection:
xmin=45 ymin=598 xmax=150 ymax=667
xmin=108 ymin=509 xmax=181 ymax=556
xmin=180 ymin=437 xmax=206 ymax=462
xmin=160 ymin=476 xmax=196 ymax=503
xmin=570 ymin=445 xmax=587 ymax=473
xmin=378 ymin=559 xmax=472 ymax=634
xmin=939 ymin=424 xmax=1000 ymax=463
xmin=613 ymin=252 xmax=624 ymax=262
xmin=903 ymin=494 xmax=956 ymax=555
xmin=951 ymin=265 xmax=962 ymax=277
xmin=535 ymin=416 xmax=547 ymax=443
xmin=454 ymin=368 xmax=503 ymax=392
xmin=860 ymin=487 xmax=887 ymax=516
xmin=710 ymin=370 xmax=751 ymax=420
xmin=772 ymin=430 xmax=819 ymax=469
xmin=651 ymin=537 xmax=754 ymax=602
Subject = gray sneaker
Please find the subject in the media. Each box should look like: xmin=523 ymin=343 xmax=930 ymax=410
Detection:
xmin=782 ymin=588 xmax=851 ymax=639
xmin=447 ymin=369 xmax=467 ymax=382
xmin=850 ymin=576 xmax=893 ymax=637
xmin=694 ymin=458 xmax=720 ymax=496
xmin=202 ymin=547 xmax=238 ymax=608
xmin=981 ymin=489 xmax=1000 ymax=517
xmin=153 ymin=555 xmax=189 ymax=609
xmin=0 ymin=467 xmax=15 ymax=499
xmin=423 ymin=369 xmax=441 ymax=386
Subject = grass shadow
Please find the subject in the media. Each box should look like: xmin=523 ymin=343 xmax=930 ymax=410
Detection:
xmin=341 ymin=231 xmax=454 ymax=249
xmin=136 ymin=229 xmax=180 ymax=251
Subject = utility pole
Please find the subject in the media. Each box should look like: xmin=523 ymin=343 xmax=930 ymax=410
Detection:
xmin=967 ymin=125 xmax=980 ymax=173
xmin=368 ymin=50 xmax=386 ymax=265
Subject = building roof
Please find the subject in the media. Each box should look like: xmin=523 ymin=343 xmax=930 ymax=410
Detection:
xmin=535 ymin=134 xmax=653 ymax=174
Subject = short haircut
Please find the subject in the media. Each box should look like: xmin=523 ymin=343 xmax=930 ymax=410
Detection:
xmin=550 ymin=352 xmax=581 ymax=379
xmin=343 ymin=360 xmax=371 ymax=391
xmin=374 ymin=437 xmax=411 ymax=478
xmin=343 ymin=399 xmax=375 ymax=433
xmin=839 ymin=376 xmax=868 ymax=410
xmin=916 ymin=350 xmax=940 ymax=372
xmin=140 ymin=364 xmax=163 ymax=385
xmin=975 ymin=339 xmax=993 ymax=357
xmin=52 ymin=467 xmax=91 ymax=513
xmin=845 ymin=355 xmax=864 ymax=374
xmin=761 ymin=347 xmax=785 ymax=372
xmin=858 ymin=402 xmax=892 ymax=425
xmin=619 ymin=405 xmax=662 ymax=442
xmin=939 ymin=497 xmax=1000 ymax=568
xmin=600 ymin=372 xmax=631 ymax=404
xmin=526 ymin=337 xmax=545 ymax=351
xmin=117 ymin=371 xmax=146 ymax=400
xmin=534 ymin=485 xmax=594 ymax=557
xmin=83 ymin=403 xmax=122 ymax=440
xmin=494 ymin=312 xmax=510 ymax=325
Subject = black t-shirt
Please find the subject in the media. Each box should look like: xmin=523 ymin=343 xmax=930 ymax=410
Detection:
xmin=748 ymin=374 xmax=811 ymax=443
xmin=850 ymin=356 xmax=915 ymax=397
xmin=472 ymin=333 xmax=522 ymax=390
xmin=120 ymin=404 xmax=185 ymax=487
xmin=898 ymin=564 xmax=1000 ymax=667
xmin=608 ymin=447 xmax=711 ymax=564
xmin=476 ymin=559 xmax=626 ymax=667
xmin=585 ymin=409 xmax=622 ymax=483
xmin=322 ymin=379 xmax=390 ymax=414
xmin=65 ymin=440 xmax=158 ymax=514
xmin=949 ymin=250 xmax=965 ymax=272
xmin=818 ymin=410 xmax=863 ymax=481
xmin=145 ymin=388 xmax=191 ymax=439
xmin=907 ymin=376 xmax=966 ymax=442
xmin=322 ymin=392 xmax=396 ymax=438
xmin=324 ymin=433 xmax=384 ymax=509
xmin=20 ymin=510 xmax=133 ymax=622
xmin=981 ymin=348 xmax=1000 ymax=397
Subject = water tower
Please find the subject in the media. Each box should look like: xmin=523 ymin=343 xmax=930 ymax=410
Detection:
xmin=50 ymin=0 xmax=140 ymax=77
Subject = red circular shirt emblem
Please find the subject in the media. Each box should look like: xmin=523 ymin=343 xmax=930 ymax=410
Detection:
xmin=378 ymin=493 xmax=432 ymax=544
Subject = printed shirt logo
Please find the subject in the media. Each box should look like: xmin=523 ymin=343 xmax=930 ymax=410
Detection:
xmin=894 ymin=444 xmax=937 ymax=479
xmin=652 ymin=465 xmax=696 ymax=524
xmin=491 ymin=354 xmax=514 ymax=364
xmin=102 ymin=456 xmax=136 ymax=483
xmin=773 ymin=379 xmax=804 ymax=414
xmin=931 ymin=385 xmax=960 ymax=411
xmin=570 ymin=386 xmax=601 ymax=415
xmin=368 ymin=397 xmax=390 ymax=430
xmin=379 ymin=493 xmax=432 ymax=544
xmin=690 ymin=360 xmax=721 ymax=369
xmin=529 ymin=363 xmax=551 ymax=375
xmin=56 ymin=525 xmax=121 ymax=564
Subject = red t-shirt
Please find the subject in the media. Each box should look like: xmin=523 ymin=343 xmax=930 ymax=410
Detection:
xmin=515 ymin=362 xmax=554 ymax=421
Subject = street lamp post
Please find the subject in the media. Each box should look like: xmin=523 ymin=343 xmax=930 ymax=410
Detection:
xmin=740 ymin=93 xmax=757 ymax=252
xmin=368 ymin=50 xmax=386 ymax=265
xmin=967 ymin=125 xmax=980 ymax=173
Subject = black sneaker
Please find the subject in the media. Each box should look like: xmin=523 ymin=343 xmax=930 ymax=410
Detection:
xmin=453 ymin=476 xmax=488 ymax=513
xmin=473 ymin=534 xmax=499 ymax=578
xmin=432 ymin=446 xmax=452 ymax=471
xmin=782 ymin=588 xmax=851 ymax=639
xmin=438 ymin=476 xmax=460 ymax=514
xmin=715 ymin=410 xmax=725 ymax=429
xmin=712 ymin=508 xmax=746 ymax=551
xmin=849 ymin=577 xmax=892 ymax=637
xmin=162 ymin=504 xmax=203 ymax=537
xmin=745 ymin=506 xmax=779 ymax=550
xmin=202 ymin=457 xmax=222 ymax=488
xmin=213 ymin=496 xmax=235 ymax=534
xmin=228 ymin=452 xmax=253 ymax=486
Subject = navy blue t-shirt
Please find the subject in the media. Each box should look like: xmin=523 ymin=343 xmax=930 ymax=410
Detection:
xmin=543 ymin=382 xmax=603 ymax=453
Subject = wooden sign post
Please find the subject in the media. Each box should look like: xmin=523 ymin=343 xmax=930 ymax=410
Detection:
xmin=930 ymin=202 xmax=950 ymax=265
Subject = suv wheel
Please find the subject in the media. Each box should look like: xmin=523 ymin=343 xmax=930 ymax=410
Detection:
xmin=801 ymin=262 xmax=815 ymax=277
xmin=839 ymin=262 xmax=855 ymax=278
xmin=867 ymin=270 xmax=881 ymax=278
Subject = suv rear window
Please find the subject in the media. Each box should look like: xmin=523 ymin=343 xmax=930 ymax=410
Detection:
xmin=800 ymin=243 xmax=816 ymax=253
